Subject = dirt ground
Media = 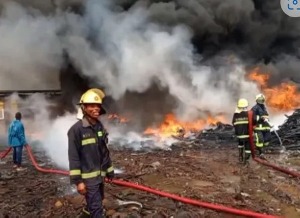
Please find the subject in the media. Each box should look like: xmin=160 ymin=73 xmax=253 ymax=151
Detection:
xmin=0 ymin=141 xmax=300 ymax=218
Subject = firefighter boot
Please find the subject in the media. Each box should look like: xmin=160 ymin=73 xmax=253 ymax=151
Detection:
xmin=244 ymin=153 xmax=251 ymax=166
xmin=238 ymin=145 xmax=244 ymax=163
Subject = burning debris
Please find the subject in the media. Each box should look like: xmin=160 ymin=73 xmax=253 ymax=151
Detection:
xmin=143 ymin=113 xmax=227 ymax=138
xmin=107 ymin=114 xmax=130 ymax=124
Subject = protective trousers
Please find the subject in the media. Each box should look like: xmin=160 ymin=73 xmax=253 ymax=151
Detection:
xmin=238 ymin=139 xmax=251 ymax=162
xmin=82 ymin=183 xmax=105 ymax=218
xmin=254 ymin=130 xmax=271 ymax=154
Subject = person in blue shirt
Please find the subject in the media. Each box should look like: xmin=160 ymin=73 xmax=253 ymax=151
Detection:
xmin=8 ymin=112 xmax=28 ymax=171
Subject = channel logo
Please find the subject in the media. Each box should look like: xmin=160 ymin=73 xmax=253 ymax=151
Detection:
xmin=281 ymin=0 xmax=300 ymax=17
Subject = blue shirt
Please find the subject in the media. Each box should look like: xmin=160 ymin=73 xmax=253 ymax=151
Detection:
xmin=8 ymin=120 xmax=27 ymax=147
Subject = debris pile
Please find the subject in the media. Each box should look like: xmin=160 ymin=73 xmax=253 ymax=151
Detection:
xmin=197 ymin=122 xmax=235 ymax=142
xmin=270 ymin=109 xmax=300 ymax=149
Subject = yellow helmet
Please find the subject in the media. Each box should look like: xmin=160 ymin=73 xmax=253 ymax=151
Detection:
xmin=237 ymin=98 xmax=249 ymax=108
xmin=78 ymin=88 xmax=107 ymax=116
xmin=79 ymin=88 xmax=105 ymax=105
xmin=88 ymin=88 xmax=105 ymax=100
xmin=255 ymin=93 xmax=265 ymax=104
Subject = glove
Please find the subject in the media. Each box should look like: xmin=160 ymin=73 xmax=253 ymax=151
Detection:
xmin=106 ymin=171 xmax=114 ymax=182
xmin=77 ymin=182 xmax=87 ymax=195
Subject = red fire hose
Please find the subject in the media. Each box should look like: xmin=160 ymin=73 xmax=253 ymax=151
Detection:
xmin=248 ymin=110 xmax=300 ymax=178
xmin=0 ymin=147 xmax=12 ymax=159
xmin=0 ymin=146 xmax=279 ymax=218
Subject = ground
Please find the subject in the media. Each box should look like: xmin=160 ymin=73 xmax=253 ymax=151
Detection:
xmin=0 ymin=141 xmax=300 ymax=218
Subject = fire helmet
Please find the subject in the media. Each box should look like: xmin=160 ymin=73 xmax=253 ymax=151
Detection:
xmin=77 ymin=88 xmax=107 ymax=119
xmin=78 ymin=89 xmax=105 ymax=105
xmin=255 ymin=93 xmax=265 ymax=104
xmin=237 ymin=98 xmax=249 ymax=108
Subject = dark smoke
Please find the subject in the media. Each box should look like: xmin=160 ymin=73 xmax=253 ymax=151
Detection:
xmin=59 ymin=0 xmax=300 ymax=96
xmin=110 ymin=0 xmax=300 ymax=85
xmin=1 ymin=0 xmax=300 ymax=124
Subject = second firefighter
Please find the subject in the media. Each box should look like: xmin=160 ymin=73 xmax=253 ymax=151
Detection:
xmin=251 ymin=93 xmax=271 ymax=157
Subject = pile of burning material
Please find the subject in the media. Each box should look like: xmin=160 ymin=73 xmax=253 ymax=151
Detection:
xmin=270 ymin=109 xmax=300 ymax=149
xmin=196 ymin=122 xmax=236 ymax=142
xmin=107 ymin=114 xmax=130 ymax=125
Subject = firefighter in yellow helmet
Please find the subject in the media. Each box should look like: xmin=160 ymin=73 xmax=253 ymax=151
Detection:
xmin=68 ymin=88 xmax=114 ymax=218
xmin=232 ymin=99 xmax=256 ymax=164
xmin=251 ymin=93 xmax=270 ymax=158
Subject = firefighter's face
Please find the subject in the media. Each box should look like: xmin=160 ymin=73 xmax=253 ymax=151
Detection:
xmin=84 ymin=104 xmax=101 ymax=119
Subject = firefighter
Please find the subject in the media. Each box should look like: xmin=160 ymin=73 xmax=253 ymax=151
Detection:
xmin=68 ymin=88 xmax=114 ymax=218
xmin=251 ymin=93 xmax=271 ymax=158
xmin=232 ymin=99 xmax=253 ymax=164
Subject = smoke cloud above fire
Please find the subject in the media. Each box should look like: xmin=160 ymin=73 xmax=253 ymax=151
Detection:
xmin=0 ymin=0 xmax=298 ymax=168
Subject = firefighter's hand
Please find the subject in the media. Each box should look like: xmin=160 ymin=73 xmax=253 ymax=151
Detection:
xmin=106 ymin=171 xmax=114 ymax=183
xmin=77 ymin=182 xmax=87 ymax=195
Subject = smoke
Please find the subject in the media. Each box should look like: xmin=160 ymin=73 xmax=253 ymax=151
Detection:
xmin=65 ymin=0 xmax=261 ymax=119
xmin=0 ymin=2 xmax=62 ymax=91
xmin=0 ymin=0 xmax=297 ymax=168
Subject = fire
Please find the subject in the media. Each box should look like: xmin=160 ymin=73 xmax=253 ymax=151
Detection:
xmin=143 ymin=67 xmax=300 ymax=138
xmin=107 ymin=114 xmax=129 ymax=123
xmin=144 ymin=113 xmax=227 ymax=138
xmin=248 ymin=68 xmax=300 ymax=111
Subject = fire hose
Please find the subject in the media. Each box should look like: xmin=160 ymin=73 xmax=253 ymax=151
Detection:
xmin=248 ymin=110 xmax=300 ymax=178
xmin=0 ymin=146 xmax=279 ymax=218
xmin=0 ymin=147 xmax=12 ymax=159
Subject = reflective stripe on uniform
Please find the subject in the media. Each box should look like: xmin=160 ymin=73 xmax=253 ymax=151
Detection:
xmin=254 ymin=124 xmax=271 ymax=130
xmin=236 ymin=135 xmax=249 ymax=139
xmin=264 ymin=142 xmax=269 ymax=146
xmin=255 ymin=133 xmax=263 ymax=147
xmin=98 ymin=131 xmax=103 ymax=137
xmin=81 ymin=170 xmax=107 ymax=179
xmin=233 ymin=121 xmax=248 ymax=125
xmin=245 ymin=150 xmax=251 ymax=153
xmin=107 ymin=166 xmax=114 ymax=173
xmin=70 ymin=170 xmax=110 ymax=179
xmin=82 ymin=138 xmax=96 ymax=145
xmin=70 ymin=169 xmax=81 ymax=176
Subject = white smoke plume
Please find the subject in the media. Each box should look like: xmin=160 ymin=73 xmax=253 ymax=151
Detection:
xmin=0 ymin=0 xmax=279 ymax=169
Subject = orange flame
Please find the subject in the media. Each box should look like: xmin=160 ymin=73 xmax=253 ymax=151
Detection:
xmin=248 ymin=67 xmax=300 ymax=111
xmin=108 ymin=114 xmax=129 ymax=123
xmin=144 ymin=113 xmax=226 ymax=138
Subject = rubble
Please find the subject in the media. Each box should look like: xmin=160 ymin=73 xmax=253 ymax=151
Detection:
xmin=196 ymin=122 xmax=235 ymax=142
xmin=1 ymin=142 xmax=300 ymax=217
xmin=269 ymin=109 xmax=300 ymax=148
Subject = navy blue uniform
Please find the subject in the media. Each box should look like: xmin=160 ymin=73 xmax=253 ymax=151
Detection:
xmin=232 ymin=109 xmax=256 ymax=161
xmin=251 ymin=103 xmax=271 ymax=153
xmin=68 ymin=117 xmax=114 ymax=218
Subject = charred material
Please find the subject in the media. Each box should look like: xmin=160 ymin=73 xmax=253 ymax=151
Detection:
xmin=197 ymin=122 xmax=235 ymax=142
xmin=270 ymin=110 xmax=300 ymax=149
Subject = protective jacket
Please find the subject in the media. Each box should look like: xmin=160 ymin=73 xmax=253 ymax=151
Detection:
xmin=251 ymin=103 xmax=270 ymax=131
xmin=232 ymin=109 xmax=256 ymax=141
xmin=8 ymin=120 xmax=27 ymax=147
xmin=68 ymin=117 xmax=114 ymax=185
